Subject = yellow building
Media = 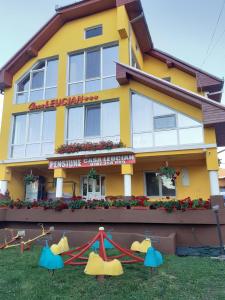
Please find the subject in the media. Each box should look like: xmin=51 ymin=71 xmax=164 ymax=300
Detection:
xmin=0 ymin=0 xmax=224 ymax=201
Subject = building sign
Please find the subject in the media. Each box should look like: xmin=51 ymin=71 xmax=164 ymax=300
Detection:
xmin=48 ymin=154 xmax=136 ymax=169
xmin=29 ymin=95 xmax=99 ymax=111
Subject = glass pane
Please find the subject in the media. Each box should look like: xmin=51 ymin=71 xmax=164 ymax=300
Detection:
xmin=28 ymin=113 xmax=41 ymax=143
xmin=86 ymin=49 xmax=100 ymax=79
xmin=178 ymin=114 xmax=201 ymax=128
xmin=154 ymin=130 xmax=178 ymax=146
xmin=42 ymin=142 xmax=54 ymax=155
xmin=85 ymin=26 xmax=102 ymax=39
xmin=17 ymin=75 xmax=30 ymax=92
xmin=146 ymin=173 xmax=159 ymax=196
xmin=102 ymin=101 xmax=120 ymax=137
xmin=16 ymin=92 xmax=28 ymax=104
xmin=153 ymin=103 xmax=173 ymax=116
xmin=45 ymin=87 xmax=57 ymax=99
xmin=33 ymin=61 xmax=45 ymax=70
xmin=12 ymin=115 xmax=26 ymax=144
xmin=30 ymin=89 xmax=44 ymax=101
xmin=103 ymin=45 xmax=118 ymax=76
xmin=179 ymin=127 xmax=203 ymax=145
xmin=161 ymin=176 xmax=176 ymax=196
xmin=102 ymin=77 xmax=118 ymax=90
xmin=67 ymin=107 xmax=84 ymax=140
xmin=132 ymin=93 xmax=153 ymax=133
xmin=85 ymin=105 xmax=100 ymax=137
xmin=154 ymin=115 xmax=176 ymax=130
xmin=88 ymin=178 xmax=93 ymax=193
xmin=31 ymin=70 xmax=44 ymax=89
xmin=11 ymin=145 xmax=25 ymax=158
xmin=133 ymin=133 xmax=153 ymax=148
xmin=95 ymin=176 xmax=100 ymax=193
xmin=85 ymin=79 xmax=101 ymax=93
xmin=43 ymin=111 xmax=55 ymax=141
xmin=68 ymin=83 xmax=83 ymax=96
xmin=46 ymin=59 xmax=58 ymax=87
xmin=69 ymin=53 xmax=84 ymax=82
xmin=101 ymin=176 xmax=105 ymax=196
xmin=83 ymin=177 xmax=88 ymax=196
xmin=26 ymin=144 xmax=41 ymax=157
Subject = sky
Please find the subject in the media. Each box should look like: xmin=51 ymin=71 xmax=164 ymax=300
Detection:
xmin=0 ymin=0 xmax=225 ymax=161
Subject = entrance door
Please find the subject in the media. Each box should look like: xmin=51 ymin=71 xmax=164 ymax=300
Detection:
xmin=81 ymin=176 xmax=105 ymax=200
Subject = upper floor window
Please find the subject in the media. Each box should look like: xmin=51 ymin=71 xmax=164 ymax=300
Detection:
xmin=132 ymin=92 xmax=204 ymax=148
xmin=67 ymin=100 xmax=120 ymax=143
xmin=11 ymin=110 xmax=56 ymax=158
xmin=68 ymin=44 xmax=118 ymax=95
xmin=85 ymin=25 xmax=102 ymax=39
xmin=16 ymin=58 xmax=58 ymax=104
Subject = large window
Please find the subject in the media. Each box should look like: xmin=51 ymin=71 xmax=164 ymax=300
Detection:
xmin=145 ymin=172 xmax=176 ymax=197
xmin=11 ymin=110 xmax=56 ymax=158
xmin=68 ymin=44 xmax=118 ymax=95
xmin=16 ymin=58 xmax=58 ymax=104
xmin=67 ymin=101 xmax=120 ymax=143
xmin=132 ymin=92 xmax=204 ymax=148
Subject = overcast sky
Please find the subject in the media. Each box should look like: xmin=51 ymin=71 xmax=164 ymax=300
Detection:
xmin=0 ymin=0 xmax=225 ymax=162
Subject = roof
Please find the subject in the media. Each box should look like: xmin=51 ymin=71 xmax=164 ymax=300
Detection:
xmin=0 ymin=0 xmax=223 ymax=99
xmin=116 ymin=62 xmax=225 ymax=146
xmin=148 ymin=49 xmax=224 ymax=101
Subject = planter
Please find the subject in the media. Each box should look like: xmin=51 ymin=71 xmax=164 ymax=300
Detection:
xmin=0 ymin=207 xmax=221 ymax=225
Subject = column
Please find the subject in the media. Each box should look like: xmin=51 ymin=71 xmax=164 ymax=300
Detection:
xmin=54 ymin=168 xmax=66 ymax=199
xmin=206 ymin=149 xmax=220 ymax=196
xmin=56 ymin=178 xmax=64 ymax=198
xmin=0 ymin=180 xmax=8 ymax=195
xmin=121 ymin=164 xmax=133 ymax=198
xmin=124 ymin=174 xmax=132 ymax=197
xmin=209 ymin=171 xmax=220 ymax=196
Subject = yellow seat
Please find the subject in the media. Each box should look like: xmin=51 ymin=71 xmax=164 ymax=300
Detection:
xmin=84 ymin=252 xmax=123 ymax=276
xmin=50 ymin=236 xmax=70 ymax=255
xmin=130 ymin=238 xmax=151 ymax=253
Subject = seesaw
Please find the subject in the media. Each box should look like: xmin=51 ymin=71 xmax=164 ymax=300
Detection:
xmin=20 ymin=224 xmax=54 ymax=253
xmin=0 ymin=229 xmax=25 ymax=249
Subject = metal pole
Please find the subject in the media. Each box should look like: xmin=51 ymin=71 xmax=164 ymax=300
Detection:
xmin=214 ymin=209 xmax=225 ymax=255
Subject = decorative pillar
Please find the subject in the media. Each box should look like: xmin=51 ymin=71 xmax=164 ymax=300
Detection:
xmin=0 ymin=180 xmax=8 ymax=195
xmin=206 ymin=149 xmax=220 ymax=196
xmin=54 ymin=168 xmax=66 ymax=199
xmin=124 ymin=174 xmax=132 ymax=197
xmin=209 ymin=171 xmax=220 ymax=196
xmin=121 ymin=164 xmax=133 ymax=198
xmin=56 ymin=178 xmax=64 ymax=198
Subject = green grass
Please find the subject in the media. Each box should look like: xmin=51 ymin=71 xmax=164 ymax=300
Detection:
xmin=0 ymin=246 xmax=225 ymax=300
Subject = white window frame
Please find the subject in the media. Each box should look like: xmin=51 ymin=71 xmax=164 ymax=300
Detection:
xmin=131 ymin=91 xmax=204 ymax=148
xmin=67 ymin=43 xmax=118 ymax=96
xmin=144 ymin=171 xmax=176 ymax=198
xmin=84 ymin=25 xmax=103 ymax=39
xmin=15 ymin=57 xmax=58 ymax=104
xmin=10 ymin=110 xmax=56 ymax=158
xmin=66 ymin=100 xmax=120 ymax=144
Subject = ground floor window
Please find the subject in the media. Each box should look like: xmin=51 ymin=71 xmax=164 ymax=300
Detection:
xmin=81 ymin=175 xmax=105 ymax=200
xmin=145 ymin=172 xmax=176 ymax=197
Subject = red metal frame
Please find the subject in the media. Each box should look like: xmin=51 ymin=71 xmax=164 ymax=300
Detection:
xmin=63 ymin=228 xmax=144 ymax=266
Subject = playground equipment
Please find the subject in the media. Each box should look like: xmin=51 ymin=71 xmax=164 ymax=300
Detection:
xmin=144 ymin=246 xmax=163 ymax=273
xmin=20 ymin=224 xmax=54 ymax=253
xmin=0 ymin=229 xmax=25 ymax=249
xmin=50 ymin=235 xmax=70 ymax=255
xmin=62 ymin=227 xmax=144 ymax=267
xmin=130 ymin=238 xmax=152 ymax=253
xmin=39 ymin=240 xmax=64 ymax=273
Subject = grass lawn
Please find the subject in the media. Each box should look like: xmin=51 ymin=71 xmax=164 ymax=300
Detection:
xmin=0 ymin=246 xmax=225 ymax=300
